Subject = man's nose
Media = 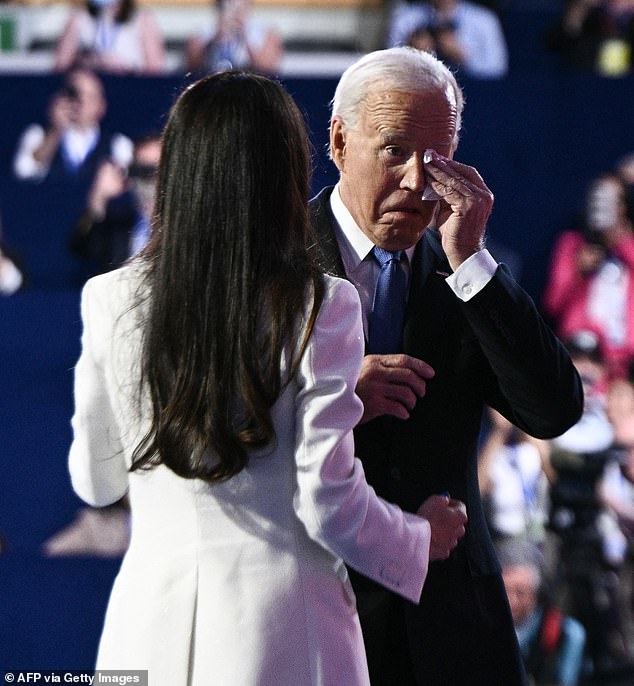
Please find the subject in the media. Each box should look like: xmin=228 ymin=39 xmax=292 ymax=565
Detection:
xmin=401 ymin=154 xmax=426 ymax=193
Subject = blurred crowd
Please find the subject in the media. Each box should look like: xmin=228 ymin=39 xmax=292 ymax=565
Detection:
xmin=479 ymin=150 xmax=634 ymax=684
xmin=2 ymin=1 xmax=634 ymax=684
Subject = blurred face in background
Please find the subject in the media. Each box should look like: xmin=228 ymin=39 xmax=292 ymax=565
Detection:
xmin=502 ymin=565 xmax=539 ymax=626
xmin=585 ymin=175 xmax=628 ymax=233
xmin=129 ymin=138 xmax=162 ymax=216
xmin=65 ymin=70 xmax=107 ymax=129
xmin=608 ymin=0 xmax=634 ymax=17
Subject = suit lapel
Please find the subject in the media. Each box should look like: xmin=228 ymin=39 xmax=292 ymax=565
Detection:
xmin=308 ymin=187 xmax=347 ymax=278
xmin=410 ymin=228 xmax=449 ymax=293
xmin=404 ymin=229 xmax=456 ymax=359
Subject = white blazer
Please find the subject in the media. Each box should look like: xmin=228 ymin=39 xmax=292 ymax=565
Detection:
xmin=69 ymin=264 xmax=431 ymax=686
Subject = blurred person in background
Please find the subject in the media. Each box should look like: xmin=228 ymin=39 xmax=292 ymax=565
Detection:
xmin=478 ymin=407 xmax=550 ymax=549
xmin=616 ymin=150 xmax=634 ymax=210
xmin=0 ymin=209 xmax=25 ymax=296
xmin=403 ymin=20 xmax=437 ymax=54
xmin=69 ymin=132 xmax=161 ymax=275
xmin=13 ymin=67 xmax=132 ymax=188
xmin=602 ymin=364 xmax=634 ymax=663
xmin=42 ymin=497 xmax=131 ymax=558
xmin=0 ymin=244 xmax=23 ymax=296
xmin=498 ymin=539 xmax=586 ymax=686
xmin=185 ymin=0 xmax=282 ymax=76
xmin=547 ymin=0 xmax=634 ymax=77
xmin=545 ymin=330 xmax=632 ymax=676
xmin=12 ymin=67 xmax=133 ymax=287
xmin=543 ymin=172 xmax=634 ymax=379
xmin=55 ymin=0 xmax=166 ymax=75
xmin=607 ymin=360 xmax=634 ymax=450
xmin=388 ymin=0 xmax=509 ymax=79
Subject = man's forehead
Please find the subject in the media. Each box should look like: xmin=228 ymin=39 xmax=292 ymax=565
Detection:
xmin=363 ymin=82 xmax=455 ymax=108
xmin=71 ymin=73 xmax=103 ymax=97
xmin=359 ymin=87 xmax=457 ymax=137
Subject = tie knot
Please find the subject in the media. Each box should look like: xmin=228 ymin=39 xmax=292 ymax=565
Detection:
xmin=373 ymin=246 xmax=403 ymax=267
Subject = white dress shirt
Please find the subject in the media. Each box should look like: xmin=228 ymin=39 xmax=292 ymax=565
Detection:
xmin=13 ymin=124 xmax=132 ymax=181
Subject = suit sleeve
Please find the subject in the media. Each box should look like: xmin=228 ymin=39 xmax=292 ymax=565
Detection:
xmin=293 ymin=277 xmax=431 ymax=603
xmin=462 ymin=263 xmax=583 ymax=438
xmin=68 ymin=277 xmax=129 ymax=507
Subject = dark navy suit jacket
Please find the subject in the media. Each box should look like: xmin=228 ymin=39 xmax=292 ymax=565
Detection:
xmin=309 ymin=187 xmax=583 ymax=685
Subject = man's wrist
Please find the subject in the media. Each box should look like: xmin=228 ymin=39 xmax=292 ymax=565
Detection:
xmin=445 ymin=249 xmax=497 ymax=301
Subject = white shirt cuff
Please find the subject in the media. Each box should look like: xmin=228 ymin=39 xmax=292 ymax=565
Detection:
xmin=13 ymin=125 xmax=48 ymax=180
xmin=445 ymin=249 xmax=497 ymax=302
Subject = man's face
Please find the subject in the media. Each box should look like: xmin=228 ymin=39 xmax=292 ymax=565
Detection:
xmin=331 ymin=87 xmax=457 ymax=251
xmin=430 ymin=0 xmax=457 ymax=12
xmin=68 ymin=71 xmax=106 ymax=128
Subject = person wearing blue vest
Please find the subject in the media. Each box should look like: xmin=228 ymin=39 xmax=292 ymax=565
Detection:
xmin=13 ymin=67 xmax=132 ymax=187
xmin=12 ymin=67 xmax=132 ymax=287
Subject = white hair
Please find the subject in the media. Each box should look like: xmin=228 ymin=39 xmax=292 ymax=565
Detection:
xmin=331 ymin=47 xmax=464 ymax=143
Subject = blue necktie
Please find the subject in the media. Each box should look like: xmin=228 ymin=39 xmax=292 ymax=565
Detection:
xmin=368 ymin=246 xmax=407 ymax=354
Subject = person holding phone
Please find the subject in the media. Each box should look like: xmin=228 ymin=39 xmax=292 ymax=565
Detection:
xmin=543 ymin=172 xmax=634 ymax=378
xmin=13 ymin=67 xmax=132 ymax=186
xmin=54 ymin=0 xmax=165 ymax=75
xmin=184 ymin=0 xmax=282 ymax=76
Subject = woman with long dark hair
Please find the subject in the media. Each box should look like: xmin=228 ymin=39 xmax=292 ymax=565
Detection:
xmin=68 ymin=71 xmax=466 ymax=685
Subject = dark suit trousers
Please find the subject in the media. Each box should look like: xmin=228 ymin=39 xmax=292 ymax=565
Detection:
xmin=355 ymin=557 xmax=528 ymax=686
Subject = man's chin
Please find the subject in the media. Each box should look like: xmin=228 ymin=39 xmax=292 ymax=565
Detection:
xmin=376 ymin=223 xmax=427 ymax=251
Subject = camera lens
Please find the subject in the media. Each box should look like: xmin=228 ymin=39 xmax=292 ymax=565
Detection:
xmin=62 ymin=85 xmax=79 ymax=101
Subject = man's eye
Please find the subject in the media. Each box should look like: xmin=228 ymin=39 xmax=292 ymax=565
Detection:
xmin=386 ymin=146 xmax=404 ymax=157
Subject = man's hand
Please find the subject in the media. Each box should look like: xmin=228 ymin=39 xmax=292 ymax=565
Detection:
xmin=417 ymin=494 xmax=467 ymax=561
xmin=86 ymin=160 xmax=126 ymax=219
xmin=423 ymin=149 xmax=493 ymax=271
xmin=356 ymin=354 xmax=435 ymax=424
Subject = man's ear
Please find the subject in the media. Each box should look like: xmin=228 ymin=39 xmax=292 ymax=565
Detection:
xmin=330 ymin=118 xmax=347 ymax=171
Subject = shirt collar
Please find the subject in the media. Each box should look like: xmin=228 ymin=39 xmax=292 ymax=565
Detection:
xmin=330 ymin=183 xmax=416 ymax=266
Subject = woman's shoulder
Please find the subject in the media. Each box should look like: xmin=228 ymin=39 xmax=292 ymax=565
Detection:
xmin=320 ymin=273 xmax=361 ymax=312
xmin=85 ymin=261 xmax=142 ymax=288
xmin=322 ymin=272 xmax=357 ymax=298
xmin=81 ymin=262 xmax=147 ymax=315
xmin=312 ymin=274 xmax=362 ymax=342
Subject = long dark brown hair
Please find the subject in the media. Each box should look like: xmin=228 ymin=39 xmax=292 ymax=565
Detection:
xmin=130 ymin=71 xmax=324 ymax=482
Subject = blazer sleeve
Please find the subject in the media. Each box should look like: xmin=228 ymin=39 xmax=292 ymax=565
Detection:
xmin=68 ymin=276 xmax=129 ymax=507
xmin=293 ymin=276 xmax=431 ymax=604
xmin=462 ymin=263 xmax=583 ymax=438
